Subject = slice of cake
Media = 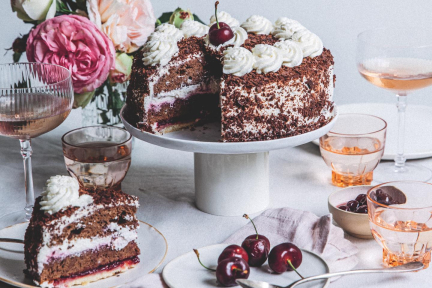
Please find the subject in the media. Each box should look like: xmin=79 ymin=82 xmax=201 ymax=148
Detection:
xmin=126 ymin=11 xmax=335 ymax=142
xmin=24 ymin=176 xmax=140 ymax=288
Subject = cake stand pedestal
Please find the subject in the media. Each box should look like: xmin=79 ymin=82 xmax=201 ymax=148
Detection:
xmin=121 ymin=105 xmax=338 ymax=216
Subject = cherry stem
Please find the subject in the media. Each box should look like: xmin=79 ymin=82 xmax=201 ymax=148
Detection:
xmin=243 ymin=214 xmax=259 ymax=240
xmin=287 ymin=259 xmax=304 ymax=279
xmin=193 ymin=249 xmax=216 ymax=272
xmin=214 ymin=1 xmax=220 ymax=29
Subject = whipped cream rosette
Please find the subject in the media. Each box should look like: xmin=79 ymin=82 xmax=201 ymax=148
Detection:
xmin=40 ymin=175 xmax=93 ymax=214
xmin=223 ymin=47 xmax=255 ymax=76
xmin=181 ymin=20 xmax=209 ymax=38
xmin=252 ymin=44 xmax=284 ymax=74
xmin=274 ymin=40 xmax=303 ymax=67
xmin=292 ymin=30 xmax=323 ymax=58
xmin=241 ymin=15 xmax=274 ymax=35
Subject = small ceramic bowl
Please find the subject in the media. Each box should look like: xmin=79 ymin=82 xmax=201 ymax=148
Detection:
xmin=328 ymin=185 xmax=373 ymax=239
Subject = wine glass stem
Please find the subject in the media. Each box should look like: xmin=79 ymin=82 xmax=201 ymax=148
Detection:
xmin=20 ymin=139 xmax=34 ymax=221
xmin=395 ymin=94 xmax=407 ymax=171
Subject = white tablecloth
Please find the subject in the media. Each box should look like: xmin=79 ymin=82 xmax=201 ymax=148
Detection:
xmin=0 ymin=109 xmax=430 ymax=288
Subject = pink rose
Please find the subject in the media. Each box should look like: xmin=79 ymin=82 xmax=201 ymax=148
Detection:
xmin=26 ymin=15 xmax=115 ymax=94
xmin=87 ymin=0 xmax=156 ymax=53
xmin=109 ymin=52 xmax=133 ymax=84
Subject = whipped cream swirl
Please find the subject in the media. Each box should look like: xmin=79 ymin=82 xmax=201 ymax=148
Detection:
xmin=231 ymin=26 xmax=248 ymax=47
xmin=252 ymin=44 xmax=283 ymax=74
xmin=292 ymin=30 xmax=323 ymax=58
xmin=223 ymin=47 xmax=255 ymax=76
xmin=241 ymin=15 xmax=273 ymax=35
xmin=40 ymin=176 xmax=93 ymax=214
xmin=143 ymin=33 xmax=179 ymax=66
xmin=272 ymin=20 xmax=306 ymax=40
xmin=274 ymin=40 xmax=303 ymax=67
xmin=154 ymin=23 xmax=184 ymax=42
xmin=181 ymin=20 xmax=209 ymax=38
xmin=209 ymin=11 xmax=240 ymax=28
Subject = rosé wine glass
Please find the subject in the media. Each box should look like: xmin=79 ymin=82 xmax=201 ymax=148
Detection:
xmin=0 ymin=63 xmax=73 ymax=225
xmin=357 ymin=27 xmax=432 ymax=182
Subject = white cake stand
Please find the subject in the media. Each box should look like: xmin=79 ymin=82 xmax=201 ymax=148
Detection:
xmin=121 ymin=105 xmax=338 ymax=216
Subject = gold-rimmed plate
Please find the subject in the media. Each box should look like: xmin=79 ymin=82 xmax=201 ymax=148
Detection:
xmin=0 ymin=220 xmax=167 ymax=288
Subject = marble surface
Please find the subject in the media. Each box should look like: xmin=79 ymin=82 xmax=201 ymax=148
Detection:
xmin=0 ymin=109 xmax=431 ymax=287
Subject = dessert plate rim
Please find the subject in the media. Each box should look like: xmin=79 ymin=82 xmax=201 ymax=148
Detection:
xmin=121 ymin=104 xmax=338 ymax=154
xmin=162 ymin=243 xmax=330 ymax=288
xmin=0 ymin=220 xmax=168 ymax=288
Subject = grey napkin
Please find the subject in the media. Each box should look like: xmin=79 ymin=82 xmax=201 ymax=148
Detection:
xmin=122 ymin=207 xmax=358 ymax=288
xmin=224 ymin=207 xmax=359 ymax=275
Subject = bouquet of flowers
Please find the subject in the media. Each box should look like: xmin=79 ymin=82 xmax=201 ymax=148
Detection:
xmin=8 ymin=0 xmax=203 ymax=125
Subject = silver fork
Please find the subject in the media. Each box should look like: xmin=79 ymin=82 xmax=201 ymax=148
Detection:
xmin=236 ymin=262 xmax=424 ymax=288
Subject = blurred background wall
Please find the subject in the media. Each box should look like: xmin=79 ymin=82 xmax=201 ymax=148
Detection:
xmin=2 ymin=0 xmax=432 ymax=106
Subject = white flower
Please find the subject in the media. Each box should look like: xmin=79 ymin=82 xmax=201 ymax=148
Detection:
xmin=11 ymin=0 xmax=56 ymax=22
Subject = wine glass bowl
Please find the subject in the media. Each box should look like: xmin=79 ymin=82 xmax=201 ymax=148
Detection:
xmin=367 ymin=181 xmax=432 ymax=269
xmin=356 ymin=28 xmax=432 ymax=182
xmin=0 ymin=63 xmax=73 ymax=224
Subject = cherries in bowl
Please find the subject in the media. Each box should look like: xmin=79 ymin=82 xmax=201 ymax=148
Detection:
xmin=328 ymin=185 xmax=373 ymax=239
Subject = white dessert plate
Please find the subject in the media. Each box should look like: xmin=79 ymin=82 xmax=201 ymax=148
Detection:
xmin=121 ymin=104 xmax=338 ymax=154
xmin=162 ymin=244 xmax=329 ymax=288
xmin=0 ymin=220 xmax=168 ymax=288
xmin=312 ymin=103 xmax=432 ymax=160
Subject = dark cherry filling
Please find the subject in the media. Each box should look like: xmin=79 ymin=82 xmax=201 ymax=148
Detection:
xmin=52 ymin=256 xmax=139 ymax=285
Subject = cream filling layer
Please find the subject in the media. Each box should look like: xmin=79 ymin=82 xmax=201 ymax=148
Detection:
xmin=36 ymin=222 xmax=138 ymax=273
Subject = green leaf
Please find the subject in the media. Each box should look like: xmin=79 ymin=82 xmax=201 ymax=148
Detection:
xmin=193 ymin=14 xmax=206 ymax=25
xmin=157 ymin=12 xmax=174 ymax=25
xmin=13 ymin=52 xmax=22 ymax=63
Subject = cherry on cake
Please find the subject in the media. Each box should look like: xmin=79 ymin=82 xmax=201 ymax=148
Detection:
xmin=127 ymin=6 xmax=335 ymax=142
xmin=24 ymin=176 xmax=140 ymax=288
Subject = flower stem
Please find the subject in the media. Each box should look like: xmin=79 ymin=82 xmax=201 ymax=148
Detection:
xmin=214 ymin=1 xmax=220 ymax=29
xmin=287 ymin=259 xmax=304 ymax=279
xmin=243 ymin=214 xmax=259 ymax=240
xmin=193 ymin=249 xmax=216 ymax=272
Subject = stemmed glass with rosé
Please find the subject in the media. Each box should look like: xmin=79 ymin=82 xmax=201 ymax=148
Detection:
xmin=357 ymin=27 xmax=432 ymax=182
xmin=0 ymin=63 xmax=73 ymax=226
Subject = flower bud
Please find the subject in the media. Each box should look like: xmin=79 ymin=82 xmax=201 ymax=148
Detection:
xmin=109 ymin=53 xmax=133 ymax=84
xmin=169 ymin=8 xmax=194 ymax=28
xmin=11 ymin=0 xmax=56 ymax=22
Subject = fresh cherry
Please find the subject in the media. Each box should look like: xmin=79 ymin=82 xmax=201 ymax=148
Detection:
xmin=194 ymin=249 xmax=250 ymax=287
xmin=216 ymin=257 xmax=250 ymax=286
xmin=241 ymin=214 xmax=270 ymax=267
xmin=208 ymin=1 xmax=234 ymax=46
xmin=268 ymin=243 xmax=304 ymax=279
xmin=218 ymin=244 xmax=249 ymax=264
xmin=346 ymin=200 xmax=359 ymax=212
xmin=355 ymin=194 xmax=367 ymax=206
xmin=337 ymin=205 xmax=350 ymax=211
xmin=356 ymin=205 xmax=368 ymax=213
xmin=376 ymin=189 xmax=393 ymax=205
xmin=209 ymin=21 xmax=231 ymax=34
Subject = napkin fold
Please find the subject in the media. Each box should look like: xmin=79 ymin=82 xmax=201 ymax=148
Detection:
xmin=223 ymin=207 xmax=359 ymax=275
xmin=122 ymin=207 xmax=358 ymax=288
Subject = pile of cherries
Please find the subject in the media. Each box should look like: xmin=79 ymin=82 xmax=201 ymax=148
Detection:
xmin=338 ymin=189 xmax=402 ymax=214
xmin=338 ymin=193 xmax=368 ymax=214
xmin=194 ymin=214 xmax=304 ymax=287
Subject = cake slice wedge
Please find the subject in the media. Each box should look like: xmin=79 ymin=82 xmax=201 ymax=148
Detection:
xmin=24 ymin=176 xmax=140 ymax=288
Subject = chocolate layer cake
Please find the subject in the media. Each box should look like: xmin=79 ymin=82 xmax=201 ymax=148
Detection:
xmin=127 ymin=13 xmax=335 ymax=142
xmin=24 ymin=176 xmax=140 ymax=288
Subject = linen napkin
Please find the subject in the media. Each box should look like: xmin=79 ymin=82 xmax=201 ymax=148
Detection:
xmin=122 ymin=207 xmax=358 ymax=287
xmin=224 ymin=207 xmax=359 ymax=275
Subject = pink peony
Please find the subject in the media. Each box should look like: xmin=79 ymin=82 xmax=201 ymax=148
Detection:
xmin=87 ymin=0 xmax=156 ymax=53
xmin=26 ymin=15 xmax=115 ymax=94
